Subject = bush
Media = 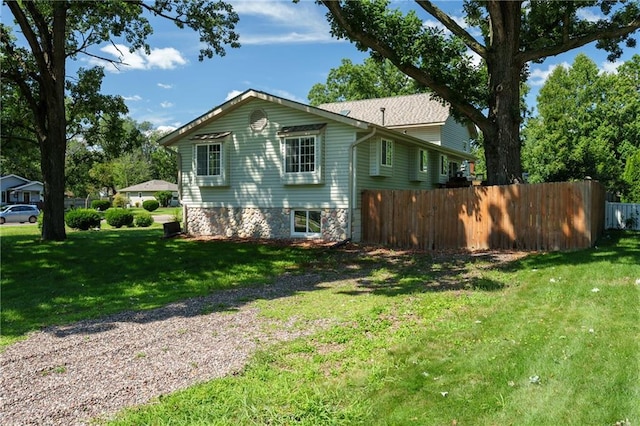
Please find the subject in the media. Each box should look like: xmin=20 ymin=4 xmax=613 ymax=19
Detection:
xmin=142 ymin=199 xmax=159 ymax=212
xmin=134 ymin=212 xmax=154 ymax=227
xmin=104 ymin=209 xmax=134 ymax=228
xmin=65 ymin=209 xmax=102 ymax=230
xmin=112 ymin=193 xmax=127 ymax=208
xmin=91 ymin=199 xmax=111 ymax=211
xmin=154 ymin=190 xmax=173 ymax=207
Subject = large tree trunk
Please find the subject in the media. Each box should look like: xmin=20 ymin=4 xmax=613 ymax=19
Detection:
xmin=39 ymin=3 xmax=68 ymax=241
xmin=483 ymin=1 xmax=523 ymax=185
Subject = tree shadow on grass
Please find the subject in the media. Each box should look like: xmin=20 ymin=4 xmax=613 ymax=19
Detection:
xmin=0 ymin=229 xmax=536 ymax=342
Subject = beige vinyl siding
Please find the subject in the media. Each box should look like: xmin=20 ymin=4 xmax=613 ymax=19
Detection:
xmin=441 ymin=117 xmax=472 ymax=152
xmin=401 ymin=126 xmax=441 ymax=144
xmin=355 ymin=136 xmax=435 ymax=208
xmin=176 ymin=99 xmax=352 ymax=209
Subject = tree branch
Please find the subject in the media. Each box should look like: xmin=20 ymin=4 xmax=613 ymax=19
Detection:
xmin=518 ymin=18 xmax=640 ymax=64
xmin=415 ymin=0 xmax=487 ymax=58
xmin=321 ymin=0 xmax=490 ymax=130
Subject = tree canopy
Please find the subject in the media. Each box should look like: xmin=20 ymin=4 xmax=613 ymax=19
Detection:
xmin=523 ymin=54 xmax=640 ymax=200
xmin=319 ymin=0 xmax=640 ymax=185
xmin=308 ymin=57 xmax=426 ymax=106
xmin=1 ymin=0 xmax=239 ymax=241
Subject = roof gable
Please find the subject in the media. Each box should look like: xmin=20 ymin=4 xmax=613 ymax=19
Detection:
xmin=158 ymin=89 xmax=370 ymax=147
xmin=318 ymin=93 xmax=451 ymax=127
xmin=119 ymin=180 xmax=178 ymax=193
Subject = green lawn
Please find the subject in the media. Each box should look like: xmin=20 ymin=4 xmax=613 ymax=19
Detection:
xmin=1 ymin=226 xmax=638 ymax=425
xmin=0 ymin=226 xmax=315 ymax=347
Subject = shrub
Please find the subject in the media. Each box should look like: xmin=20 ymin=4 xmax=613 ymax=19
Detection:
xmin=112 ymin=193 xmax=127 ymax=208
xmin=104 ymin=209 xmax=134 ymax=228
xmin=91 ymin=199 xmax=111 ymax=211
xmin=134 ymin=212 xmax=154 ymax=227
xmin=65 ymin=209 xmax=101 ymax=230
xmin=142 ymin=199 xmax=159 ymax=212
xmin=154 ymin=190 xmax=173 ymax=207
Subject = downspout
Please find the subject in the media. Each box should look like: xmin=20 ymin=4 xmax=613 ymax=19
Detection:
xmin=348 ymin=128 xmax=377 ymax=241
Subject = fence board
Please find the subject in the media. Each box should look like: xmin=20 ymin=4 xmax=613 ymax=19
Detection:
xmin=362 ymin=181 xmax=606 ymax=251
xmin=605 ymin=202 xmax=640 ymax=230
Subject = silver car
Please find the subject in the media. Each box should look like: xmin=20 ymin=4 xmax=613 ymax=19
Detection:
xmin=0 ymin=204 xmax=40 ymax=224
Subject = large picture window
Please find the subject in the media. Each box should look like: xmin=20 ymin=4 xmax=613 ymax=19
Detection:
xmin=196 ymin=143 xmax=221 ymax=176
xmin=285 ymin=136 xmax=316 ymax=173
xmin=292 ymin=210 xmax=321 ymax=237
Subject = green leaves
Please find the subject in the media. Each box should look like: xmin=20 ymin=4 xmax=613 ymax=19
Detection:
xmin=522 ymin=54 xmax=640 ymax=197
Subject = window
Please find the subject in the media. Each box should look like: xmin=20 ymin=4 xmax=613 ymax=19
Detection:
xmin=196 ymin=143 xmax=222 ymax=176
xmin=419 ymin=149 xmax=428 ymax=173
xmin=381 ymin=139 xmax=393 ymax=166
xmin=285 ymin=136 xmax=316 ymax=173
xmin=449 ymin=161 xmax=460 ymax=177
xmin=191 ymin=132 xmax=231 ymax=186
xmin=278 ymin=125 xmax=325 ymax=185
xmin=370 ymin=138 xmax=394 ymax=177
xmin=440 ymin=155 xmax=449 ymax=176
xmin=292 ymin=210 xmax=321 ymax=237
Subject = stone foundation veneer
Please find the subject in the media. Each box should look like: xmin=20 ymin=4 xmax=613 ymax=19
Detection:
xmin=186 ymin=207 xmax=349 ymax=241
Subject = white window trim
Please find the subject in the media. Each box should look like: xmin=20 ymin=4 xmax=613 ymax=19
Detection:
xmin=280 ymin=133 xmax=323 ymax=185
xmin=440 ymin=154 xmax=449 ymax=177
xmin=419 ymin=149 xmax=428 ymax=173
xmin=290 ymin=209 xmax=322 ymax=238
xmin=193 ymin=138 xmax=229 ymax=187
xmin=381 ymin=139 xmax=393 ymax=167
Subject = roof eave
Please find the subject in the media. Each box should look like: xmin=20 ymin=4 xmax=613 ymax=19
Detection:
xmin=159 ymin=90 xmax=371 ymax=147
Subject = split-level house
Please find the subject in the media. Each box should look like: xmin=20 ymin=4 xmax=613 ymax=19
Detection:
xmin=159 ymin=89 xmax=476 ymax=242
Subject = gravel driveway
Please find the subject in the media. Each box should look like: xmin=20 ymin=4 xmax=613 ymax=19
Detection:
xmin=0 ymin=272 xmax=331 ymax=426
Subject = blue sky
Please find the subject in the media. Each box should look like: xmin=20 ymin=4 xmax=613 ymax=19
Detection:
xmin=4 ymin=1 xmax=637 ymax=132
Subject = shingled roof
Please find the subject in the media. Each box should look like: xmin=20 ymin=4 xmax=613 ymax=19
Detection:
xmin=119 ymin=180 xmax=177 ymax=193
xmin=318 ymin=93 xmax=451 ymax=127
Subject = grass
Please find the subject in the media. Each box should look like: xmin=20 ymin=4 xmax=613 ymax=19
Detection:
xmin=2 ymin=226 xmax=638 ymax=424
xmin=0 ymin=226 xmax=316 ymax=347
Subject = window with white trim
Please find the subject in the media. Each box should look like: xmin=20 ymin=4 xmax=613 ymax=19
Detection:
xmin=440 ymin=155 xmax=449 ymax=176
xmin=191 ymin=131 xmax=230 ymax=186
xmin=285 ymin=136 xmax=316 ymax=173
xmin=278 ymin=124 xmax=325 ymax=185
xmin=419 ymin=149 xmax=428 ymax=173
xmin=196 ymin=143 xmax=222 ymax=176
xmin=291 ymin=210 xmax=321 ymax=237
xmin=381 ymin=139 xmax=393 ymax=166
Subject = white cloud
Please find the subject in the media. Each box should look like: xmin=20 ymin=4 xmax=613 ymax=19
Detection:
xmin=89 ymin=44 xmax=187 ymax=72
xmin=123 ymin=95 xmax=142 ymax=102
xmin=577 ymin=9 xmax=602 ymax=23
xmin=160 ymin=101 xmax=174 ymax=108
xmin=231 ymin=0 xmax=336 ymax=44
xmin=225 ymin=90 xmax=244 ymax=101
xmin=601 ymin=60 xmax=623 ymax=74
xmin=157 ymin=83 xmax=173 ymax=89
xmin=156 ymin=125 xmax=178 ymax=133
xmin=528 ymin=62 xmax=569 ymax=86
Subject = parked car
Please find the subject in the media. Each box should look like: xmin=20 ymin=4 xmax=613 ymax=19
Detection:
xmin=0 ymin=204 xmax=40 ymax=224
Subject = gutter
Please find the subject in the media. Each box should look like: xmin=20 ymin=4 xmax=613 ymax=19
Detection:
xmin=348 ymin=128 xmax=377 ymax=241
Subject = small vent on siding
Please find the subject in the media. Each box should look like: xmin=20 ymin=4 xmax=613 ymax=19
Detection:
xmin=249 ymin=109 xmax=268 ymax=131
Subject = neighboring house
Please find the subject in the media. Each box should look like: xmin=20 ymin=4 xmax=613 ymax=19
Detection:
xmin=118 ymin=180 xmax=179 ymax=207
xmin=158 ymin=89 xmax=475 ymax=242
xmin=0 ymin=174 xmax=44 ymax=205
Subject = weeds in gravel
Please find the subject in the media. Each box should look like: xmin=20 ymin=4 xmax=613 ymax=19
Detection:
xmin=106 ymin=232 xmax=639 ymax=425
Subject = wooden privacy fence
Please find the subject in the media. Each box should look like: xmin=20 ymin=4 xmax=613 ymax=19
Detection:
xmin=362 ymin=181 xmax=606 ymax=251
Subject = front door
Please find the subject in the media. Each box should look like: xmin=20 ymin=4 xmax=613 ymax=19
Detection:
xmin=23 ymin=192 xmax=30 ymax=203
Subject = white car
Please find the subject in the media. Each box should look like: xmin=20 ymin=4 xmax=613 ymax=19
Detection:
xmin=0 ymin=204 xmax=40 ymax=224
